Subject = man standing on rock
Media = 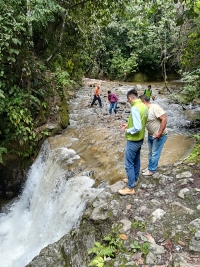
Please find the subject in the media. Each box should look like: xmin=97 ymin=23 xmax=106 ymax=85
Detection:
xmin=118 ymin=89 xmax=148 ymax=195
xmin=139 ymin=95 xmax=168 ymax=176
xmin=91 ymin=85 xmax=102 ymax=108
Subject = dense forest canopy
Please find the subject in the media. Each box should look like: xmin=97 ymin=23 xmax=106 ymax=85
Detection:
xmin=0 ymin=0 xmax=200 ymax=162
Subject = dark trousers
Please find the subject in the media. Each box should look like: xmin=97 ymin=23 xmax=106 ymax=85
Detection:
xmin=91 ymin=95 xmax=102 ymax=107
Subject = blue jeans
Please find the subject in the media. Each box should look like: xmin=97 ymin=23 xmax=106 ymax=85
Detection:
xmin=109 ymin=102 xmax=117 ymax=114
xmin=148 ymin=134 xmax=167 ymax=172
xmin=125 ymin=140 xmax=143 ymax=188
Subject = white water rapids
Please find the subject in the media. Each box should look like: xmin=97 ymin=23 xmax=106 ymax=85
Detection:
xmin=0 ymin=141 xmax=103 ymax=267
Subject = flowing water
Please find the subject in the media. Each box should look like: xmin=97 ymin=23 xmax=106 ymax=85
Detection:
xmin=0 ymin=141 xmax=103 ymax=267
xmin=0 ymin=78 xmax=197 ymax=267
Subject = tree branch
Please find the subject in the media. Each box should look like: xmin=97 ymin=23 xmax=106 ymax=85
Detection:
xmin=45 ymin=0 xmax=92 ymax=63
xmin=45 ymin=10 xmax=68 ymax=63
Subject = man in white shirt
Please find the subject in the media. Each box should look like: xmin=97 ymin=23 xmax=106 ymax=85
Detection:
xmin=140 ymin=95 xmax=168 ymax=176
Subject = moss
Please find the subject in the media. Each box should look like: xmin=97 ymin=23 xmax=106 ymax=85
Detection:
xmin=185 ymin=143 xmax=200 ymax=165
xmin=61 ymin=246 xmax=72 ymax=267
xmin=59 ymin=98 xmax=69 ymax=129
xmin=131 ymin=72 xmax=148 ymax=82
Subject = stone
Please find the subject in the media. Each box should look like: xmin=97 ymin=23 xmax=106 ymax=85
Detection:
xmin=190 ymin=218 xmax=200 ymax=230
xmin=178 ymin=188 xmax=190 ymax=199
xmin=119 ymin=219 xmax=132 ymax=233
xmin=176 ymin=171 xmax=192 ymax=179
xmin=189 ymin=230 xmax=200 ymax=252
xmin=171 ymin=202 xmax=194 ymax=215
xmin=90 ymin=203 xmax=111 ymax=220
xmin=110 ymin=181 xmax=125 ymax=192
xmin=151 ymin=208 xmax=166 ymax=222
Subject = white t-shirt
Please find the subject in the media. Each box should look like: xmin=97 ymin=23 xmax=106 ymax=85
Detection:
xmin=146 ymin=104 xmax=167 ymax=136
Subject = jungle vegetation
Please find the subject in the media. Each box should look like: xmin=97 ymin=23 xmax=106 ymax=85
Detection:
xmin=0 ymin=0 xmax=200 ymax=162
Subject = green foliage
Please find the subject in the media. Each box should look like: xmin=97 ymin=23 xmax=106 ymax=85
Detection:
xmin=0 ymin=0 xmax=131 ymax=161
xmin=53 ymin=67 xmax=74 ymax=98
xmin=85 ymin=0 xmax=180 ymax=80
xmin=1 ymin=0 xmax=200 ymax=162
xmin=0 ymin=147 xmax=7 ymax=163
xmin=130 ymin=240 xmax=150 ymax=255
xmin=177 ymin=69 xmax=200 ymax=102
xmin=131 ymin=220 xmax=146 ymax=230
xmin=186 ymin=143 xmax=200 ymax=165
xmin=88 ymin=233 xmax=124 ymax=267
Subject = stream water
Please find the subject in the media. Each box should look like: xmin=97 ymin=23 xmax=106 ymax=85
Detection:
xmin=0 ymin=78 xmax=198 ymax=267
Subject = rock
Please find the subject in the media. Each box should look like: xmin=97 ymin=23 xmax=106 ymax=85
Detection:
xmin=176 ymin=171 xmax=192 ymax=179
xmin=150 ymin=208 xmax=166 ymax=222
xmin=178 ymin=188 xmax=190 ymax=199
xmin=171 ymin=202 xmax=194 ymax=215
xmin=110 ymin=181 xmax=124 ymax=192
xmin=190 ymin=218 xmax=200 ymax=230
xmin=119 ymin=219 xmax=132 ymax=233
xmin=189 ymin=230 xmax=200 ymax=252
xmin=90 ymin=203 xmax=111 ymax=220
xmin=146 ymin=243 xmax=165 ymax=264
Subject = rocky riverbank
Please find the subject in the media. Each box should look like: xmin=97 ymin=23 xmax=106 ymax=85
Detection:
xmin=26 ymin=161 xmax=200 ymax=267
xmin=24 ymin=79 xmax=200 ymax=267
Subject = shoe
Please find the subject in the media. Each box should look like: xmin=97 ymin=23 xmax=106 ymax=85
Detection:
xmin=123 ymin=178 xmax=138 ymax=186
xmin=142 ymin=170 xmax=154 ymax=176
xmin=142 ymin=167 xmax=148 ymax=173
xmin=118 ymin=187 xmax=135 ymax=195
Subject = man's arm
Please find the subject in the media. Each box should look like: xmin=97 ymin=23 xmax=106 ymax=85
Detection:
xmin=127 ymin=107 xmax=142 ymax=134
xmin=153 ymin=114 xmax=167 ymax=139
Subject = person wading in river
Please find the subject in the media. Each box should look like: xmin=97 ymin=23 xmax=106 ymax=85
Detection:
xmin=140 ymin=95 xmax=168 ymax=176
xmin=91 ymin=85 xmax=102 ymax=108
xmin=118 ymin=89 xmax=148 ymax=196
xmin=107 ymin=90 xmax=118 ymax=115
xmin=144 ymin=85 xmax=152 ymax=99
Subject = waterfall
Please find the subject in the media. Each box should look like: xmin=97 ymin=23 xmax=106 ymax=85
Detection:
xmin=0 ymin=141 xmax=103 ymax=267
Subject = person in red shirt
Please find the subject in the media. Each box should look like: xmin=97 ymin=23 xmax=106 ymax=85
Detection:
xmin=108 ymin=91 xmax=119 ymax=115
xmin=91 ymin=85 xmax=102 ymax=107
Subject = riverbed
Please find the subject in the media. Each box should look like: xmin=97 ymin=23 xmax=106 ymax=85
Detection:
xmin=0 ymin=78 xmax=198 ymax=267
xmin=48 ymin=78 xmax=195 ymax=186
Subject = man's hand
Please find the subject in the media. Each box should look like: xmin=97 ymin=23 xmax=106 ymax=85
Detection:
xmin=153 ymin=132 xmax=162 ymax=139
xmin=153 ymin=114 xmax=167 ymax=139
xmin=120 ymin=124 xmax=127 ymax=132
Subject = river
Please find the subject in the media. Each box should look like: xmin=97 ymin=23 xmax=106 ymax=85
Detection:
xmin=51 ymin=78 xmax=195 ymax=186
xmin=0 ymin=78 xmax=197 ymax=267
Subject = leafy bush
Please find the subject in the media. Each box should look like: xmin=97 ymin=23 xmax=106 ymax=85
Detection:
xmin=88 ymin=233 xmax=124 ymax=267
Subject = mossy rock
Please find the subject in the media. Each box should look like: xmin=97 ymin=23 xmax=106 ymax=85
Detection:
xmin=192 ymin=98 xmax=200 ymax=105
xmin=59 ymin=98 xmax=69 ymax=129
xmin=131 ymin=73 xmax=148 ymax=82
